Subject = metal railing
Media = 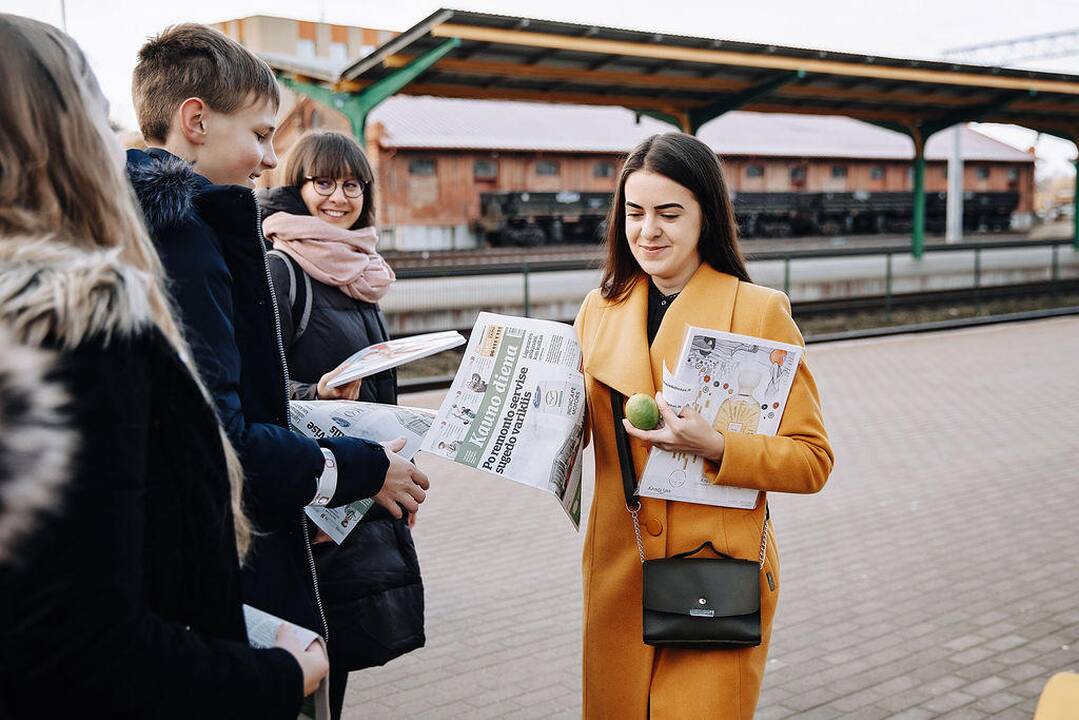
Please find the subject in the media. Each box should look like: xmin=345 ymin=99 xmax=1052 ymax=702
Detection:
xmin=390 ymin=238 xmax=1078 ymax=322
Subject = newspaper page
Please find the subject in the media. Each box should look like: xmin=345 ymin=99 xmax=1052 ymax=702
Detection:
xmin=243 ymin=605 xmax=329 ymax=720
xmin=289 ymin=400 xmax=435 ymax=543
xmin=327 ymin=330 xmax=465 ymax=388
xmin=419 ymin=312 xmax=585 ymax=529
xmin=637 ymin=326 xmax=803 ymax=508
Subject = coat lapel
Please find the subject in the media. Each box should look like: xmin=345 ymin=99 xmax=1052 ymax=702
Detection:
xmin=583 ymin=265 xmax=741 ymax=397
xmin=583 ymin=277 xmax=654 ymax=399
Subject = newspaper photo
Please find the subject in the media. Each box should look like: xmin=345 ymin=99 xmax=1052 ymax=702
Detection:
xmin=419 ymin=312 xmax=585 ymax=529
xmin=290 ymin=400 xmax=435 ymax=543
xmin=637 ymin=326 xmax=804 ymax=509
xmin=243 ymin=605 xmax=329 ymax=720
xmin=326 ymin=330 xmax=465 ymax=388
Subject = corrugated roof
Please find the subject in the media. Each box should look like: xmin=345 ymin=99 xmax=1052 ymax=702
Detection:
xmin=368 ymin=96 xmax=1033 ymax=162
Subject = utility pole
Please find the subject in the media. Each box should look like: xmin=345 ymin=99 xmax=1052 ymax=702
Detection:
xmin=946 ymin=125 xmax=963 ymax=243
xmin=59 ymin=0 xmax=67 ymax=32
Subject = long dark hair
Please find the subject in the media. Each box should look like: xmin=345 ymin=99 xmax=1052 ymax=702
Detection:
xmin=600 ymin=132 xmax=751 ymax=301
xmin=283 ymin=130 xmax=376 ymax=229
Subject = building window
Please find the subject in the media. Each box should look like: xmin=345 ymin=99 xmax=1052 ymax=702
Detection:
xmin=536 ymin=160 xmax=560 ymax=176
xmin=746 ymin=164 xmax=764 ymax=178
xmin=870 ymin=166 xmax=886 ymax=180
xmin=330 ymin=42 xmax=348 ymax=63
xmin=474 ymin=159 xmax=498 ymax=180
xmin=594 ymin=161 xmax=614 ymax=178
xmin=1006 ymin=167 xmax=1019 ymax=181
xmin=831 ymin=165 xmax=848 ymax=179
xmin=976 ymin=166 xmax=990 ymax=180
xmin=409 ymin=158 xmax=436 ymax=176
xmin=297 ymin=39 xmax=315 ymax=58
xmin=789 ymin=166 xmax=806 ymax=182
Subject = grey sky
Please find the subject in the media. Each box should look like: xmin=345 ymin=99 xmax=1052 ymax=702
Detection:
xmin=5 ymin=0 xmax=1079 ymax=174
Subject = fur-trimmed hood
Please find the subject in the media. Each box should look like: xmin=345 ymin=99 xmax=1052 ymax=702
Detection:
xmin=0 ymin=234 xmax=155 ymax=350
xmin=0 ymin=323 xmax=76 ymax=564
xmin=126 ymin=147 xmax=208 ymax=234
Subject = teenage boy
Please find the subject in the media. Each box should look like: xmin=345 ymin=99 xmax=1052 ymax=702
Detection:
xmin=125 ymin=24 xmax=429 ymax=658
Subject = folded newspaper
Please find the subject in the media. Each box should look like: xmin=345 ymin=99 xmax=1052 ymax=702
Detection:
xmin=327 ymin=330 xmax=465 ymax=388
xmin=637 ymin=326 xmax=803 ymax=509
xmin=289 ymin=400 xmax=435 ymax=543
xmin=419 ymin=312 xmax=585 ymax=529
xmin=243 ymin=605 xmax=329 ymax=720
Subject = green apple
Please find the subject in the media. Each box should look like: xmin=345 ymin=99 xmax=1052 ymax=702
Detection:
xmin=626 ymin=393 xmax=660 ymax=430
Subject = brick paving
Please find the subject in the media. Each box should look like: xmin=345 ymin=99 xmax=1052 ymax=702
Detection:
xmin=345 ymin=316 xmax=1079 ymax=719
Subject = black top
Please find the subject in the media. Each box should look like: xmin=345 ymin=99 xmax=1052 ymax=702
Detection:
xmin=647 ymin=279 xmax=680 ymax=345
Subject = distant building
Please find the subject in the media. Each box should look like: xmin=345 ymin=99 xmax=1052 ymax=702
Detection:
xmin=219 ymin=16 xmax=1036 ymax=251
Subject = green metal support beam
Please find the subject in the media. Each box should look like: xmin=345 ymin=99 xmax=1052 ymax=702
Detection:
xmin=629 ymin=70 xmax=806 ymax=135
xmin=279 ymin=37 xmax=461 ymax=141
xmin=1074 ymin=160 xmax=1079 ymax=251
xmin=633 ymin=108 xmax=689 ymax=131
xmin=920 ymin=91 xmax=1028 ymax=136
xmin=911 ymin=130 xmax=927 ymax=260
xmin=685 ymin=70 xmax=806 ymax=134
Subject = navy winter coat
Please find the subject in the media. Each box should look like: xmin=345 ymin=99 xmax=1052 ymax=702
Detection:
xmin=126 ymin=148 xmax=389 ymax=637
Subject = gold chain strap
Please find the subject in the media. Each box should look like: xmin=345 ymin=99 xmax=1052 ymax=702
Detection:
xmin=628 ymin=505 xmax=769 ymax=569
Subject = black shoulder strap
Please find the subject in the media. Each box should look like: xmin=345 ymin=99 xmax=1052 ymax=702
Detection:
xmin=267 ymin=249 xmax=313 ymax=345
xmin=609 ymin=388 xmax=639 ymax=510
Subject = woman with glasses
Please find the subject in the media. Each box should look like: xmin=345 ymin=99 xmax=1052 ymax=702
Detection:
xmin=260 ymin=130 xmax=396 ymax=404
xmin=259 ymin=130 xmax=423 ymax=720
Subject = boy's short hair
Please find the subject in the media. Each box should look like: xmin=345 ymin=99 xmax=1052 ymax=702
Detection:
xmin=133 ymin=23 xmax=280 ymax=143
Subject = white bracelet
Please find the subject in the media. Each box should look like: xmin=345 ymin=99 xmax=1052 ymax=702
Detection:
xmin=309 ymin=448 xmax=338 ymax=507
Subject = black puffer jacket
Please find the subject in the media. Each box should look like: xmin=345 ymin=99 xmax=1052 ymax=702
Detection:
xmin=258 ymin=186 xmax=396 ymax=405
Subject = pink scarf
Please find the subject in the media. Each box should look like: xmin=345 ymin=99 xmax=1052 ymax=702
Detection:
xmin=263 ymin=212 xmax=395 ymax=303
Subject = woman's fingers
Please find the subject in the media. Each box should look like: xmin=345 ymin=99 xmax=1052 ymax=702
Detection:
xmin=655 ymin=391 xmax=680 ymax=424
xmin=622 ymin=418 xmax=673 ymax=444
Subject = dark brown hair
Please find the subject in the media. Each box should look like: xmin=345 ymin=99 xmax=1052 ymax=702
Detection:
xmin=132 ymin=23 xmax=280 ymax=143
xmin=600 ymin=132 xmax=751 ymax=301
xmin=283 ymin=130 xmax=376 ymax=228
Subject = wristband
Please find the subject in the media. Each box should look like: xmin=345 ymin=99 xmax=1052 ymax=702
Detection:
xmin=309 ymin=448 xmax=338 ymax=507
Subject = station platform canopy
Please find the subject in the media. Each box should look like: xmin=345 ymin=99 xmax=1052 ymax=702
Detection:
xmin=265 ymin=8 xmax=1079 ymax=254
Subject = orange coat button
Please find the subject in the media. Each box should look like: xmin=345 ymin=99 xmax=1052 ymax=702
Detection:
xmin=645 ymin=517 xmax=663 ymax=536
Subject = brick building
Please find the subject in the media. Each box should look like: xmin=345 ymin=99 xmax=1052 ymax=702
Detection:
xmin=217 ymin=16 xmax=1036 ymax=251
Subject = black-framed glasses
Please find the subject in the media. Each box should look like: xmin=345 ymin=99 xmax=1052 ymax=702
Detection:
xmin=305 ymin=176 xmax=367 ymax=198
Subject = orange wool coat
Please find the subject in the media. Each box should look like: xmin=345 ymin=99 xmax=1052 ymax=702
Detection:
xmin=574 ymin=264 xmax=834 ymax=719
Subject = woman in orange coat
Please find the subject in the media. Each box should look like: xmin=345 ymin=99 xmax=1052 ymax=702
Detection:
xmin=574 ymin=132 xmax=834 ymax=719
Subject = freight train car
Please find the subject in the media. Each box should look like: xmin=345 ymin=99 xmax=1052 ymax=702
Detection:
xmin=480 ymin=190 xmax=1020 ymax=245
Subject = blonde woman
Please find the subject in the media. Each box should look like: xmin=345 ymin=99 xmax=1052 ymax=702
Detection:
xmin=0 ymin=15 xmax=325 ymax=718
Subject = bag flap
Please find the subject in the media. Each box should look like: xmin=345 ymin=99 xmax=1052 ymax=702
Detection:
xmin=642 ymin=557 xmax=760 ymax=617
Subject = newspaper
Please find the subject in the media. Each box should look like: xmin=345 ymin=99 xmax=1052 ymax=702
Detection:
xmin=419 ymin=312 xmax=585 ymax=529
xmin=327 ymin=330 xmax=465 ymax=388
xmin=243 ymin=605 xmax=329 ymax=720
xmin=289 ymin=400 xmax=435 ymax=543
xmin=637 ymin=326 xmax=804 ymax=508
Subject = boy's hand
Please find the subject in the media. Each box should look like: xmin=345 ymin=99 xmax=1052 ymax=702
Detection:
xmin=373 ymin=437 xmax=430 ymax=519
xmin=316 ymin=361 xmax=362 ymax=401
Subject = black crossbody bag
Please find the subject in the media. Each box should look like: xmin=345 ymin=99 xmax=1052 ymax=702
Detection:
xmin=610 ymin=388 xmax=767 ymax=649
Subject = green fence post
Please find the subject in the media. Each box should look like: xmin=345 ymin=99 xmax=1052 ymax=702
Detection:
xmin=912 ymin=133 xmax=927 ymax=260
xmin=523 ymin=261 xmax=531 ymax=318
